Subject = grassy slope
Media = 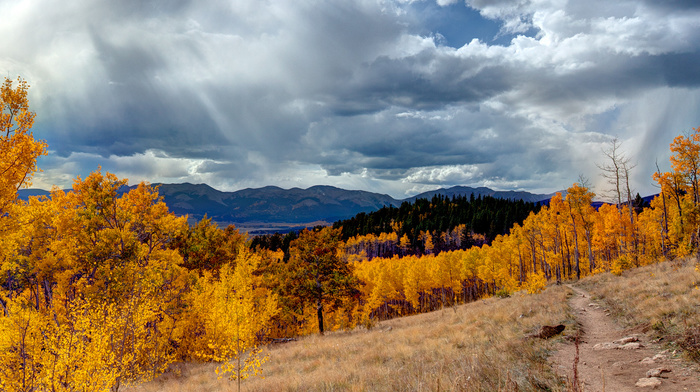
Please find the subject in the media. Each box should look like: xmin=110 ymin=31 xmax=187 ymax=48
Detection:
xmin=128 ymin=259 xmax=700 ymax=392
xmin=128 ymin=286 xmax=572 ymax=392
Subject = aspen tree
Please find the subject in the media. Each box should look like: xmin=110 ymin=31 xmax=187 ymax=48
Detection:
xmin=669 ymin=128 xmax=700 ymax=258
xmin=670 ymin=129 xmax=700 ymax=205
xmin=0 ymin=77 xmax=47 ymax=213
xmin=1 ymin=170 xmax=190 ymax=391
xmin=566 ymin=183 xmax=596 ymax=276
xmin=0 ymin=77 xmax=47 ymax=318
xmin=185 ymin=247 xmax=278 ymax=391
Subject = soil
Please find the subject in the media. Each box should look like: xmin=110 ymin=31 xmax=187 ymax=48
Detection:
xmin=551 ymin=285 xmax=700 ymax=391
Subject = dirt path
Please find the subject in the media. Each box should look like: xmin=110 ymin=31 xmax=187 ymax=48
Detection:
xmin=551 ymin=285 xmax=700 ymax=391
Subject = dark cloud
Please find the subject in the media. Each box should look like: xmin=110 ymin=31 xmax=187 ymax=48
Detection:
xmin=334 ymin=52 xmax=512 ymax=113
xmin=2 ymin=0 xmax=699 ymax=198
xmin=643 ymin=0 xmax=700 ymax=11
xmin=658 ymin=52 xmax=700 ymax=87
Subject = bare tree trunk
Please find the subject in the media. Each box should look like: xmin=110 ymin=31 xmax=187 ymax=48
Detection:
xmin=569 ymin=203 xmax=581 ymax=280
xmin=42 ymin=279 xmax=53 ymax=309
xmin=597 ymin=138 xmax=624 ymax=207
xmin=598 ymin=138 xmax=633 ymax=254
xmin=518 ymin=246 xmax=524 ymax=284
xmin=655 ymin=162 xmax=670 ymax=237
xmin=585 ymin=230 xmax=594 ymax=272
xmin=316 ymin=279 xmax=324 ymax=335
xmin=658 ymin=169 xmax=669 ymax=259
xmin=622 ymin=161 xmax=639 ymax=265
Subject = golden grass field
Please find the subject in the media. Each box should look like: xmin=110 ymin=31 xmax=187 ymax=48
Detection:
xmin=127 ymin=286 xmax=573 ymax=391
xmin=126 ymin=258 xmax=700 ymax=392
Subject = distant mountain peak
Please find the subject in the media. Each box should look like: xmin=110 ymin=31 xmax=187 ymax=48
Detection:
xmin=18 ymin=183 xmax=563 ymax=234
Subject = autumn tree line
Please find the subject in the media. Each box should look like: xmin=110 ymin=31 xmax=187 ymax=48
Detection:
xmin=333 ymin=195 xmax=542 ymax=255
xmin=251 ymin=194 xmax=542 ymax=260
xmin=0 ymin=77 xmax=698 ymax=391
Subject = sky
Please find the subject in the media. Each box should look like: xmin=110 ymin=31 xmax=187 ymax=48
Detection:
xmin=2 ymin=0 xmax=700 ymax=199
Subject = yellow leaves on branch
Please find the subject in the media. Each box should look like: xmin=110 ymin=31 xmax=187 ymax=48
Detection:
xmin=524 ymin=272 xmax=547 ymax=294
xmin=0 ymin=169 xmax=277 ymax=390
xmin=0 ymin=168 xmax=192 ymax=391
xmin=183 ymin=246 xmax=278 ymax=383
xmin=0 ymin=77 xmax=47 ymax=291
xmin=0 ymin=77 xmax=47 ymax=212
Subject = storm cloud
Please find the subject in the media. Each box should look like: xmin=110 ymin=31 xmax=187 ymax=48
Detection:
xmin=2 ymin=0 xmax=699 ymax=198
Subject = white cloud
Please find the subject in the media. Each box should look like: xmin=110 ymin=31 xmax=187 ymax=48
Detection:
xmin=403 ymin=165 xmax=481 ymax=184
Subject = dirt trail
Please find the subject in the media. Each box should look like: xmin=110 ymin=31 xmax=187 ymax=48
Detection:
xmin=551 ymin=285 xmax=700 ymax=391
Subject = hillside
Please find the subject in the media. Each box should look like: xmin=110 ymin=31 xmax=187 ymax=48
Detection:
xmin=126 ymin=260 xmax=700 ymax=392
xmin=128 ymin=282 xmax=572 ymax=392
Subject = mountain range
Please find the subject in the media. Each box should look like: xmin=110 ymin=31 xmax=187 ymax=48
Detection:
xmin=18 ymin=184 xmax=558 ymax=234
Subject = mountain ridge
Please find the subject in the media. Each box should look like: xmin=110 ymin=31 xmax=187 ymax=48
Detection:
xmin=17 ymin=184 xmax=559 ymax=233
xmin=408 ymin=185 xmax=562 ymax=203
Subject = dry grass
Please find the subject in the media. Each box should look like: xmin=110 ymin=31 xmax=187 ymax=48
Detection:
xmin=577 ymin=258 xmax=700 ymax=360
xmin=122 ymin=259 xmax=700 ymax=391
xmin=126 ymin=286 xmax=574 ymax=392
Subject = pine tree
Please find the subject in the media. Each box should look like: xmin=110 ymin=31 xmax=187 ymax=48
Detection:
xmin=285 ymin=228 xmax=359 ymax=335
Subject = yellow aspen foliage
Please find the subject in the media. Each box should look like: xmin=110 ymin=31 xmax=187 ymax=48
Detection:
xmin=592 ymin=203 xmax=621 ymax=266
xmin=399 ymin=233 xmax=411 ymax=255
xmin=524 ymin=271 xmax=547 ymax=294
xmin=0 ymin=297 xmax=47 ymax=392
xmin=422 ymin=230 xmax=434 ymax=254
xmin=637 ymin=187 xmax=687 ymax=262
xmin=488 ymin=236 xmax=520 ymax=293
xmin=610 ymin=255 xmax=634 ymax=276
xmin=402 ymin=256 xmax=423 ymax=309
xmin=35 ymin=298 xmax=121 ymax=392
xmin=566 ymin=183 xmax=597 ymax=276
xmin=434 ymin=251 xmax=462 ymax=293
xmin=183 ymin=246 xmax=278 ymax=388
xmin=636 ymin=201 xmax=665 ymax=263
xmin=333 ymin=299 xmax=365 ymax=331
xmin=460 ymin=246 xmax=482 ymax=279
xmin=0 ymin=77 xmax=47 ymax=213
xmin=0 ymin=76 xmax=47 ymax=318
xmin=340 ymin=127 xmax=700 ymax=321
xmin=669 ymin=129 xmax=700 ymax=204
xmin=0 ymin=287 xmax=174 ymax=392
xmin=1 ymin=169 xmax=190 ymax=391
xmin=365 ymin=263 xmax=399 ymax=316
